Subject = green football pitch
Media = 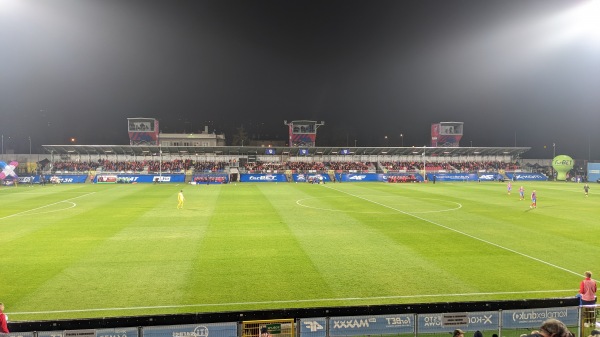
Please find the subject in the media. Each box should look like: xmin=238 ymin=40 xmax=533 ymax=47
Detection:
xmin=0 ymin=181 xmax=597 ymax=321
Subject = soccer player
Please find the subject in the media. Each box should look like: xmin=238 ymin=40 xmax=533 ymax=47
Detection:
xmin=507 ymin=181 xmax=512 ymax=195
xmin=584 ymin=184 xmax=590 ymax=197
xmin=519 ymin=186 xmax=525 ymax=200
xmin=530 ymin=190 xmax=537 ymax=209
xmin=177 ymin=190 xmax=185 ymax=209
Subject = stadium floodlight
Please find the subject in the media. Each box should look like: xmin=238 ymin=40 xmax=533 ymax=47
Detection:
xmin=544 ymin=0 xmax=600 ymax=47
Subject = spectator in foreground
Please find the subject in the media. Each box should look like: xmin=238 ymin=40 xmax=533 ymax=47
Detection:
xmin=0 ymin=302 xmax=8 ymax=333
xmin=536 ymin=318 xmax=573 ymax=337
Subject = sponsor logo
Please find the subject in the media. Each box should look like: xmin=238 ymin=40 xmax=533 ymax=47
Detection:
xmin=332 ymin=318 xmax=376 ymax=329
xmin=153 ymin=176 xmax=171 ymax=182
xmin=348 ymin=175 xmax=366 ymax=181
xmin=385 ymin=317 xmax=412 ymax=326
xmin=479 ymin=175 xmax=496 ymax=180
xmin=249 ymin=175 xmax=277 ymax=181
xmin=422 ymin=315 xmax=442 ymax=327
xmin=172 ymin=326 xmax=208 ymax=337
xmin=514 ymin=174 xmax=545 ymax=180
xmin=438 ymin=175 xmax=472 ymax=180
xmin=511 ymin=309 xmax=569 ymax=322
xmin=469 ymin=315 xmax=493 ymax=324
xmin=303 ymin=321 xmax=324 ymax=332
xmin=297 ymin=174 xmax=306 ymax=181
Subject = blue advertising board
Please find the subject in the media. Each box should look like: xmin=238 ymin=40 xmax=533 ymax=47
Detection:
xmin=143 ymin=322 xmax=237 ymax=337
xmin=7 ymin=332 xmax=35 ymax=337
xmin=383 ymin=173 xmax=424 ymax=182
xmin=418 ymin=311 xmax=499 ymax=334
xmin=299 ymin=318 xmax=327 ymax=337
xmin=329 ymin=314 xmax=415 ymax=336
xmin=477 ymin=173 xmax=503 ymax=181
xmin=507 ymin=173 xmax=548 ymax=181
xmin=97 ymin=327 xmax=139 ymax=337
xmin=501 ymin=307 xmax=579 ymax=329
xmin=240 ymin=173 xmax=288 ymax=182
xmin=93 ymin=174 xmax=185 ymax=183
xmin=427 ymin=173 xmax=479 ymax=182
xmin=293 ymin=173 xmax=331 ymax=183
xmin=587 ymin=163 xmax=600 ymax=182
xmin=340 ymin=173 xmax=379 ymax=182
xmin=17 ymin=175 xmax=89 ymax=184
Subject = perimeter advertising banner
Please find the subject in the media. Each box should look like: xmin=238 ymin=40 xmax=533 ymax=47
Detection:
xmin=37 ymin=330 xmax=134 ymax=337
xmin=142 ymin=322 xmax=237 ymax=337
xmin=94 ymin=174 xmax=185 ymax=183
xmin=328 ymin=314 xmax=415 ymax=336
xmin=426 ymin=173 xmax=479 ymax=182
xmin=299 ymin=318 xmax=327 ymax=337
xmin=341 ymin=173 xmax=379 ymax=182
xmin=293 ymin=173 xmax=331 ymax=182
xmin=18 ymin=175 xmax=89 ymax=184
xmin=418 ymin=311 xmax=499 ymax=333
xmin=240 ymin=173 xmax=288 ymax=182
xmin=587 ymin=163 xmax=600 ymax=182
xmin=501 ymin=307 xmax=579 ymax=329
xmin=477 ymin=173 xmax=503 ymax=181
xmin=506 ymin=173 xmax=548 ymax=181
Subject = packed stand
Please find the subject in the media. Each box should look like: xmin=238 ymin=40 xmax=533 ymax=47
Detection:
xmin=52 ymin=161 xmax=101 ymax=172
xmin=326 ymin=162 xmax=372 ymax=172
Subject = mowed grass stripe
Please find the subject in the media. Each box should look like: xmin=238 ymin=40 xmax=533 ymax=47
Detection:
xmin=318 ymin=183 xmax=582 ymax=300
xmin=181 ymin=183 xmax=333 ymax=311
xmin=4 ymin=184 xmax=209 ymax=318
xmin=269 ymin=183 xmax=483 ymax=306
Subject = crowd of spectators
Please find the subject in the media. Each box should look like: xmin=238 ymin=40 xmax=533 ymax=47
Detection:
xmin=243 ymin=161 xmax=372 ymax=172
xmin=194 ymin=161 xmax=228 ymax=172
xmin=99 ymin=160 xmax=146 ymax=172
xmin=287 ymin=162 xmax=326 ymax=171
xmin=381 ymin=161 xmax=521 ymax=173
xmin=52 ymin=161 xmax=101 ymax=172
xmin=49 ymin=159 xmax=521 ymax=174
xmin=326 ymin=162 xmax=372 ymax=172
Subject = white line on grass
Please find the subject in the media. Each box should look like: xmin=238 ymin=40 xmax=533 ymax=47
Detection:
xmin=9 ymin=289 xmax=574 ymax=315
xmin=324 ymin=185 xmax=582 ymax=277
xmin=0 ymin=192 xmax=96 ymax=220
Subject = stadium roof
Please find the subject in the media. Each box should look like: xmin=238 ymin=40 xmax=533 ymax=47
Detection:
xmin=42 ymin=145 xmax=531 ymax=157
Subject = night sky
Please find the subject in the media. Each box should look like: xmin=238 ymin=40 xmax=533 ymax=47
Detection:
xmin=1 ymin=0 xmax=599 ymax=158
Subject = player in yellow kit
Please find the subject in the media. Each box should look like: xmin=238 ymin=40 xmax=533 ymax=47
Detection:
xmin=177 ymin=190 xmax=185 ymax=209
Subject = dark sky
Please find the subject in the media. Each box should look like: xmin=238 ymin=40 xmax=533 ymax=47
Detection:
xmin=1 ymin=0 xmax=600 ymax=158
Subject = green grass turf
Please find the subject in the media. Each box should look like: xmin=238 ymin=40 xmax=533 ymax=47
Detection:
xmin=0 ymin=181 xmax=597 ymax=321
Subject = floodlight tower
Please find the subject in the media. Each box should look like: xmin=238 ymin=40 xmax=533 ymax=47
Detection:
xmin=284 ymin=120 xmax=325 ymax=147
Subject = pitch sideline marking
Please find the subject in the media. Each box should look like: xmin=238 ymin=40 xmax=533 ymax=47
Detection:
xmin=324 ymin=185 xmax=581 ymax=277
xmin=296 ymin=196 xmax=462 ymax=214
xmin=9 ymin=289 xmax=575 ymax=315
xmin=0 ymin=192 xmax=96 ymax=220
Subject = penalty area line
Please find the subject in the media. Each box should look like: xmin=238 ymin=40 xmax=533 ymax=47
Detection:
xmin=0 ymin=192 xmax=96 ymax=220
xmin=323 ymin=185 xmax=581 ymax=278
xmin=10 ymin=289 xmax=575 ymax=315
